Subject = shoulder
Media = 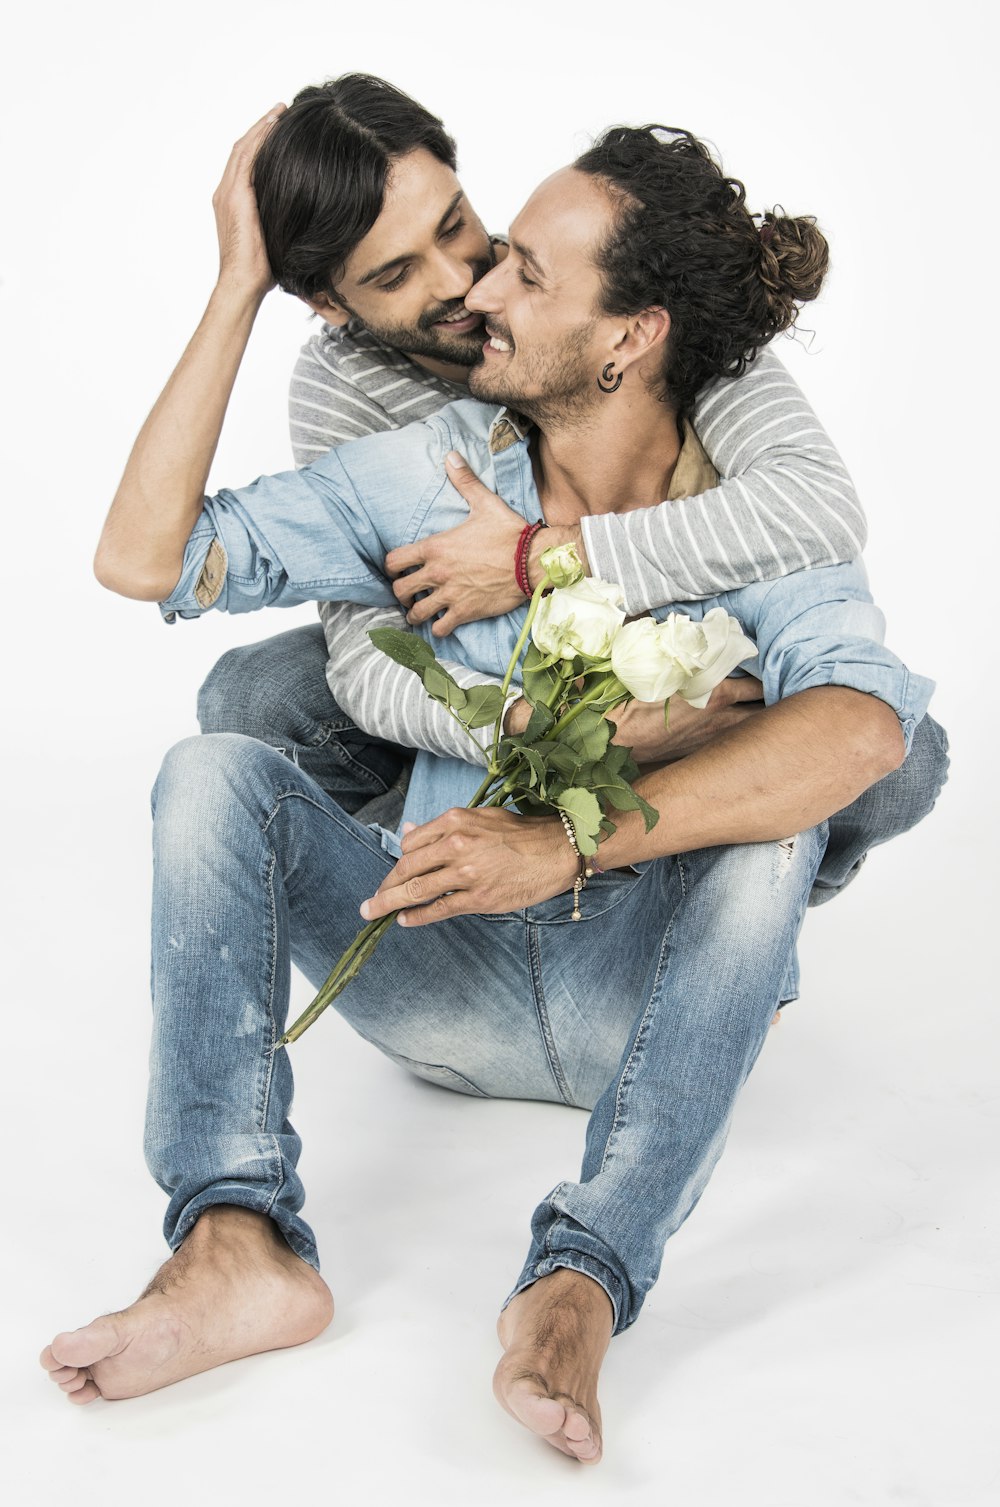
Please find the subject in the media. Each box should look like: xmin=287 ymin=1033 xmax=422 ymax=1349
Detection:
xmin=293 ymin=319 xmax=400 ymax=384
xmin=315 ymin=398 xmax=504 ymax=501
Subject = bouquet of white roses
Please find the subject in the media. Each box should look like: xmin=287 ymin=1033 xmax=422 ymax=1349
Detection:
xmin=280 ymin=544 xmax=756 ymax=1045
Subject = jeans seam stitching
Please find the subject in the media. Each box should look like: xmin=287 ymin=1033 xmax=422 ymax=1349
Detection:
xmin=526 ymin=924 xmax=574 ymax=1106
xmin=256 ymin=845 xmax=280 ymax=1130
xmin=597 ymin=873 xmax=679 ymax=1177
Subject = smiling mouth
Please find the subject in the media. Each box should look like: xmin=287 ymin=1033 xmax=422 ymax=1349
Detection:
xmin=432 ymin=308 xmax=483 ymax=330
xmin=485 ymin=326 xmax=514 ymax=353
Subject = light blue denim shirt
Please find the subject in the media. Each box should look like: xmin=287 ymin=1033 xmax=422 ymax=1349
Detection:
xmin=162 ymin=398 xmax=934 ymax=838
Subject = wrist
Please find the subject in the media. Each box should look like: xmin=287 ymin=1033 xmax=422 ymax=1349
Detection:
xmin=209 ymin=277 xmax=269 ymax=323
xmin=528 ymin=522 xmax=586 ymax=588
xmin=503 ymin=696 xmax=532 ymax=735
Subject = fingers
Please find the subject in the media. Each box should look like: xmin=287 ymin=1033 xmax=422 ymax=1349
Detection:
xmin=444 ymin=451 xmax=507 ymax=510
xmin=237 ymin=103 xmax=287 ymax=155
xmin=385 ymin=542 xmax=426 ymax=577
xmin=221 ymin=105 xmax=286 ymax=183
xmin=391 ymin=568 xmax=433 ymax=604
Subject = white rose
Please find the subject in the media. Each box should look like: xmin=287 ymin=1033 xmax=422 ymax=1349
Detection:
xmin=538 ymin=542 xmax=585 ymax=589
xmin=675 ymin=608 xmax=758 ymax=707
xmin=531 ymin=577 xmax=626 ymax=662
xmin=610 ymin=617 xmax=690 ymax=701
xmin=611 ymin=608 xmax=757 ymax=704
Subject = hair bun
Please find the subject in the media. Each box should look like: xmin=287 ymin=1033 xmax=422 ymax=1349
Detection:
xmin=758 ymin=208 xmax=829 ymax=333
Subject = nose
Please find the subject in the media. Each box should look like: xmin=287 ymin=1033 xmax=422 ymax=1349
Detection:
xmin=430 ymin=247 xmax=475 ymax=305
xmin=465 ymin=260 xmax=504 ymax=315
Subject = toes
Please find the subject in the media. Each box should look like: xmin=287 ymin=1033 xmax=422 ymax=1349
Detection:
xmin=46 ymin=1365 xmax=80 ymax=1385
xmin=49 ymin=1318 xmax=124 ymax=1371
xmin=39 ymin=1345 xmax=64 ymax=1373
xmin=561 ymin=1407 xmax=593 ymax=1442
xmin=60 ymin=1370 xmax=93 ymax=1393
xmin=66 ymin=1379 xmax=101 ymax=1405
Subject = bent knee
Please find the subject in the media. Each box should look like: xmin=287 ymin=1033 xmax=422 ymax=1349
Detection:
xmin=196 ymin=625 xmax=332 ymax=741
xmin=152 ymin=734 xmax=283 ymax=824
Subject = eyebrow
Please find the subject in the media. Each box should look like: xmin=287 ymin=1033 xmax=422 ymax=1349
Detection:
xmin=509 ymin=238 xmax=547 ymax=282
xmin=356 ymin=191 xmax=466 ymax=287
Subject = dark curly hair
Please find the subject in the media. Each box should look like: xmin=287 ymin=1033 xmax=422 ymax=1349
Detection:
xmin=252 ymin=74 xmax=458 ymax=302
xmin=575 ymin=126 xmax=829 ymax=413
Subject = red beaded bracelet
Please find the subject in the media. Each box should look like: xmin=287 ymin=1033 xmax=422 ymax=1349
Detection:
xmin=514 ymin=521 xmax=547 ymax=598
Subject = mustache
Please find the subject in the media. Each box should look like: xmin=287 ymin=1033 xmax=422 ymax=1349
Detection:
xmin=418 ymin=256 xmax=494 ymax=332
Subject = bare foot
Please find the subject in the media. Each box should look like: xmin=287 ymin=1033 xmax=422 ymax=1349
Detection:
xmin=39 ymin=1206 xmax=333 ymax=1404
xmin=493 ymin=1268 xmax=614 ymax=1464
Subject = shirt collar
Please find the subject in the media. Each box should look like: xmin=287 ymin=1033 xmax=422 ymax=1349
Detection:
xmin=485 ymin=409 xmax=719 ymax=496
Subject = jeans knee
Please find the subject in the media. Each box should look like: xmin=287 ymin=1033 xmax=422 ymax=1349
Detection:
xmin=152 ymin=733 xmax=279 ymax=829
xmin=196 ymin=624 xmax=334 ymax=744
xmin=197 ymin=644 xmax=271 ymax=738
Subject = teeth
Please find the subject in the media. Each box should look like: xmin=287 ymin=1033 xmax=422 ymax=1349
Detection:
xmin=489 ymin=336 xmax=512 ymax=352
xmin=439 ymin=308 xmax=472 ymax=324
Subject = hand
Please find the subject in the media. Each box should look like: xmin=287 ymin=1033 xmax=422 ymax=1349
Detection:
xmin=212 ymin=105 xmax=286 ymax=299
xmin=359 ymin=808 xmax=577 ymax=926
xmin=610 ymin=676 xmax=765 ymax=765
xmin=384 ymin=452 xmax=585 ymax=636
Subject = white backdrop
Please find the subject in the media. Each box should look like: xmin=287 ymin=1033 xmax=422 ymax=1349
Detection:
xmin=2 ymin=3 xmax=996 ymax=1504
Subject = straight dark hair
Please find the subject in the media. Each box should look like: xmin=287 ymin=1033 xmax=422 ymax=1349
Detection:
xmin=252 ymin=74 xmax=458 ymax=301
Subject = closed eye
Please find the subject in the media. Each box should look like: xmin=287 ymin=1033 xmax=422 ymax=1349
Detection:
xmin=380 ymin=266 xmax=411 ymax=292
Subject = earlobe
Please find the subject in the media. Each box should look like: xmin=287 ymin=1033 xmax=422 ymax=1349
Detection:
xmin=301 ymin=292 xmax=351 ymax=327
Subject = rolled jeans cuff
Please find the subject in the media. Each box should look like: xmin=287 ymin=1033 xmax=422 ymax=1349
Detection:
xmin=165 ymin=1186 xmax=321 ymax=1273
xmin=503 ymin=1245 xmax=628 ymax=1337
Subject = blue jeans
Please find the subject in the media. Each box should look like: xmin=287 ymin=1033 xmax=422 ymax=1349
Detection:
xmin=146 ymin=718 xmax=946 ymax=1335
xmin=197 ymin=622 xmax=409 ymax=827
xmin=196 ymin=622 xmax=950 ymax=905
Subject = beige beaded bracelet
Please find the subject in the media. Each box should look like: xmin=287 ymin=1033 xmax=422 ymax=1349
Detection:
xmin=558 ymin=811 xmax=602 ymax=921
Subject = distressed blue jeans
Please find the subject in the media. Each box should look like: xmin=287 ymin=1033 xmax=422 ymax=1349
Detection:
xmin=146 ymin=715 xmax=947 ymax=1335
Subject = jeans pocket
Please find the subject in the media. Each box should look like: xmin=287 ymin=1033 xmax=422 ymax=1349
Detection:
xmin=526 ymin=862 xmax=651 ymax=926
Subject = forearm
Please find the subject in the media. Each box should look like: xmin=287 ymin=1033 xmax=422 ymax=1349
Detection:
xmin=598 ymin=687 xmax=906 ymax=867
xmin=321 ymin=601 xmax=519 ymax=766
xmin=94 ymin=282 xmax=264 ymax=600
xmin=566 ymin=350 xmax=866 ymax=612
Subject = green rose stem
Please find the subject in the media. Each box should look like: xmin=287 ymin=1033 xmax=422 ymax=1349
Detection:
xmin=489 ymin=576 xmax=551 ymax=770
xmin=279 ymin=568 xmax=558 ymax=1049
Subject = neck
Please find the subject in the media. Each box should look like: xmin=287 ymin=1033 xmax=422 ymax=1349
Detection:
xmin=409 ymin=352 xmax=472 ymax=385
xmin=534 ymin=395 xmax=682 ymax=521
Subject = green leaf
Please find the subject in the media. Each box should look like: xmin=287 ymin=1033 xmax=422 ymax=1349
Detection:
xmin=513 ymin=791 xmax=549 ymax=817
xmin=368 ymin=626 xmax=436 ymax=674
xmin=603 ymin=741 xmax=629 ymax=775
xmin=557 ymin=709 xmax=611 ymax=763
xmin=556 ymin=787 xmax=603 ymax=856
xmin=522 ymin=643 xmax=564 ymax=704
xmin=423 ymin=665 xmax=467 ymax=710
xmin=634 ymin=792 xmax=660 ymax=832
xmin=458 ymin=683 xmax=504 ymax=729
xmin=523 ymin=703 xmax=555 ymax=744
xmin=601 ymin=781 xmax=642 ymax=812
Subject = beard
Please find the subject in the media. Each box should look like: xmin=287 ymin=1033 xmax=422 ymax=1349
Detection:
xmin=340 ymin=254 xmax=495 ymax=370
xmin=468 ymin=318 xmax=602 ymax=430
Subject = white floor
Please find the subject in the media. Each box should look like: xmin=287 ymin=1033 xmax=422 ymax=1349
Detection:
xmin=4 ymin=750 xmax=996 ymax=1507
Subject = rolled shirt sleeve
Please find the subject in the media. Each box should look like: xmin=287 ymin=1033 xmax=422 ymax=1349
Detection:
xmin=157 ymin=412 xmax=464 ymax=622
xmin=159 ymin=455 xmax=397 ymax=621
xmin=734 ymin=561 xmax=934 ymax=753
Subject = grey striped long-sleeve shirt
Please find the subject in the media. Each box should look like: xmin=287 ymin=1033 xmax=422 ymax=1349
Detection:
xmin=291 ymin=319 xmax=866 ymax=767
